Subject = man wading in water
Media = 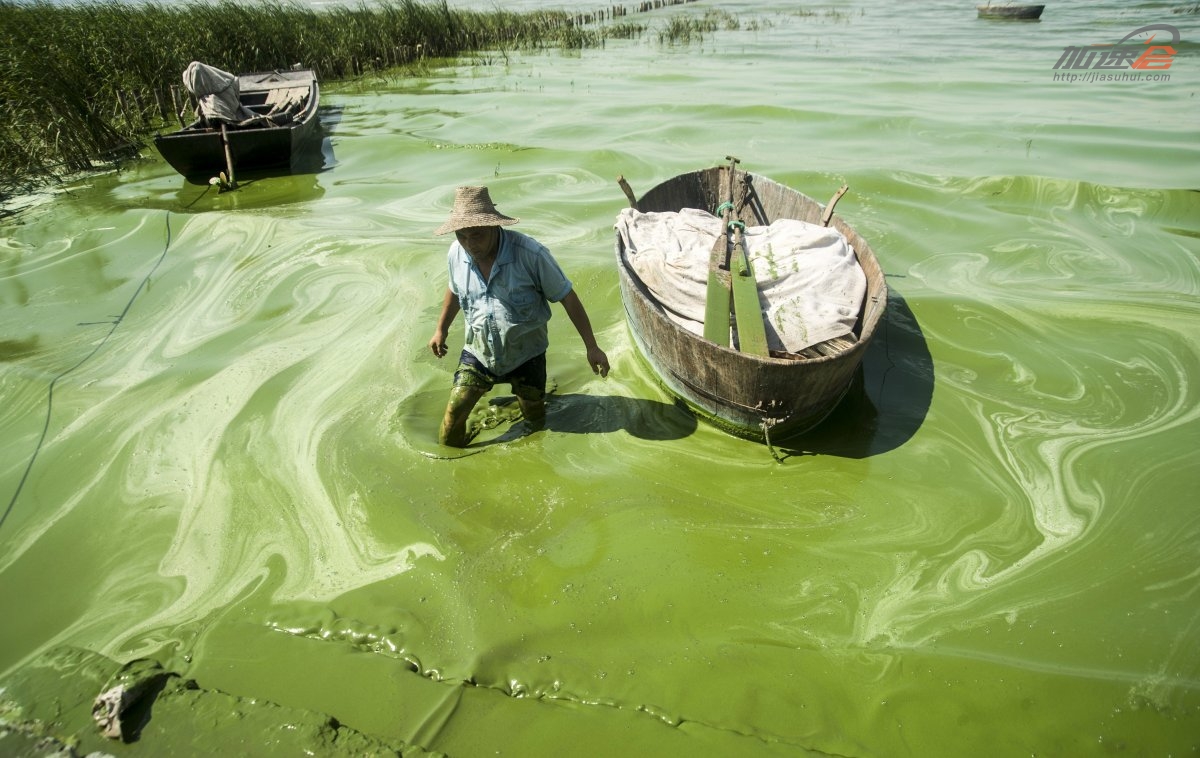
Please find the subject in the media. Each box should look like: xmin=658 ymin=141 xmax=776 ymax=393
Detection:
xmin=428 ymin=186 xmax=610 ymax=447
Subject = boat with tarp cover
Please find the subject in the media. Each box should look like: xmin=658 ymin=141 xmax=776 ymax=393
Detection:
xmin=155 ymin=62 xmax=320 ymax=180
xmin=613 ymin=159 xmax=887 ymax=444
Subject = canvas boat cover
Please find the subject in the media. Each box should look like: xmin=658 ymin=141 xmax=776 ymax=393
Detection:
xmin=615 ymin=207 xmax=866 ymax=353
xmin=183 ymin=61 xmax=256 ymax=124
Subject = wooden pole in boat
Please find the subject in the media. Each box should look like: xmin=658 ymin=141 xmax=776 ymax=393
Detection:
xmin=821 ymin=184 xmax=849 ymax=227
xmin=720 ymin=155 xmax=739 ymax=270
xmin=617 ymin=175 xmax=638 ymax=209
xmin=169 ymin=85 xmax=186 ymax=128
xmin=220 ymin=123 xmax=237 ymax=190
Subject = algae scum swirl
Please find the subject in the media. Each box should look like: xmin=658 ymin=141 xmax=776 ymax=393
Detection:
xmin=2 ymin=0 xmax=1199 ymax=756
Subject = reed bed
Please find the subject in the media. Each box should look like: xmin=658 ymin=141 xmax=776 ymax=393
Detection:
xmin=0 ymin=0 xmax=700 ymax=197
xmin=657 ymin=8 xmax=739 ymax=44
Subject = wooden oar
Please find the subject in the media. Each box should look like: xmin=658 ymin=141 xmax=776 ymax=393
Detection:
xmin=702 ymin=156 xmax=739 ymax=346
xmin=729 ymin=219 xmax=768 ymax=356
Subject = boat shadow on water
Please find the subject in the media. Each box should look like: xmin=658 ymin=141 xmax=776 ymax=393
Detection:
xmin=769 ymin=284 xmax=933 ymax=460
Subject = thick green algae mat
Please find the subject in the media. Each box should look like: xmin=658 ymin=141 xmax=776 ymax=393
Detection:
xmin=2 ymin=1 xmax=1199 ymax=755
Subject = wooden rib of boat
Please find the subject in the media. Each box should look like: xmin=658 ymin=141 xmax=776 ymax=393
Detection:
xmin=614 ymin=163 xmax=888 ymax=443
xmin=977 ymin=4 xmax=1044 ymax=19
xmin=155 ymin=66 xmax=320 ymax=179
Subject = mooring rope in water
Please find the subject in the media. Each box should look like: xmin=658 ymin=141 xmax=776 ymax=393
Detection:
xmin=761 ymin=417 xmax=785 ymax=463
xmin=0 ymin=187 xmax=211 ymax=532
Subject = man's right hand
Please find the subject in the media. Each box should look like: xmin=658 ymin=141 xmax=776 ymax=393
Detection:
xmin=429 ymin=332 xmax=448 ymax=358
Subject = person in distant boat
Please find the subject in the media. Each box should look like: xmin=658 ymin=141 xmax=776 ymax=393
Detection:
xmin=428 ymin=186 xmax=610 ymax=447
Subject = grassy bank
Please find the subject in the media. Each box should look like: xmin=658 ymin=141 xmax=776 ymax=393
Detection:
xmin=0 ymin=0 xmax=695 ymax=197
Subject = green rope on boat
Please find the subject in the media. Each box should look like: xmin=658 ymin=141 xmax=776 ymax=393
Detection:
xmin=714 ymin=201 xmax=734 ymax=216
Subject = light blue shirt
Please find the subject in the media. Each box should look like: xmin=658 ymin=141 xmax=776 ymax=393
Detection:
xmin=448 ymin=229 xmax=573 ymax=375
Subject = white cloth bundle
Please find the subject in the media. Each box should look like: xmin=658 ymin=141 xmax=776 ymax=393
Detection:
xmin=615 ymin=207 xmax=866 ymax=352
xmin=183 ymin=61 xmax=256 ymax=124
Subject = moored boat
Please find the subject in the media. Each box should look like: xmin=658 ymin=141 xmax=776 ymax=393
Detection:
xmin=613 ymin=161 xmax=887 ymax=443
xmin=155 ymin=62 xmax=320 ymax=180
xmin=977 ymin=4 xmax=1044 ymax=19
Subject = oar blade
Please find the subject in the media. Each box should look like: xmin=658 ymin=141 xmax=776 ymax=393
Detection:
xmin=731 ymin=247 xmax=769 ymax=357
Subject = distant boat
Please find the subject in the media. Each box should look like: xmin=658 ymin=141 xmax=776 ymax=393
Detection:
xmin=155 ymin=62 xmax=320 ymax=180
xmin=977 ymin=4 xmax=1045 ymax=19
xmin=613 ymin=161 xmax=888 ymax=443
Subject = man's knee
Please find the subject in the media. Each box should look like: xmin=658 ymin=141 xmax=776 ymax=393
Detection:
xmin=447 ymin=385 xmax=485 ymax=412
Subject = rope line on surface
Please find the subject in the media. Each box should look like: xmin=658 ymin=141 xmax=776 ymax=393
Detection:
xmin=0 ymin=186 xmax=211 ymax=532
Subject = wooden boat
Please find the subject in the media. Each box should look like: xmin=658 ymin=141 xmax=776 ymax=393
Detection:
xmin=613 ymin=162 xmax=887 ymax=443
xmin=155 ymin=64 xmax=320 ymax=180
xmin=977 ymin=4 xmax=1044 ymax=19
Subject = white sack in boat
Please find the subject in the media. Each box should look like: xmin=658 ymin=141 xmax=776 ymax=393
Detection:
xmin=615 ymin=207 xmax=866 ymax=353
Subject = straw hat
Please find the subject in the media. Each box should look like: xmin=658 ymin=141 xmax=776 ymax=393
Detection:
xmin=434 ymin=186 xmax=520 ymax=235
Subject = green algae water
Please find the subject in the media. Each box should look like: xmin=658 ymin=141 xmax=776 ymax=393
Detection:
xmin=2 ymin=1 xmax=1199 ymax=755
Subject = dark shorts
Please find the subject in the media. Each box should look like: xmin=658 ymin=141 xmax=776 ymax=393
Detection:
xmin=453 ymin=350 xmax=546 ymax=401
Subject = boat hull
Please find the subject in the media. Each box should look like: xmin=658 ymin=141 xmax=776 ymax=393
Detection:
xmin=614 ymin=167 xmax=888 ymax=442
xmin=977 ymin=4 xmax=1044 ymax=19
xmin=155 ymin=69 xmax=320 ymax=179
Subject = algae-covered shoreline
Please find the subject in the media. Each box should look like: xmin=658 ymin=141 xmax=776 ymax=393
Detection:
xmin=1 ymin=646 xmax=435 ymax=756
xmin=0 ymin=0 xmax=704 ymax=200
